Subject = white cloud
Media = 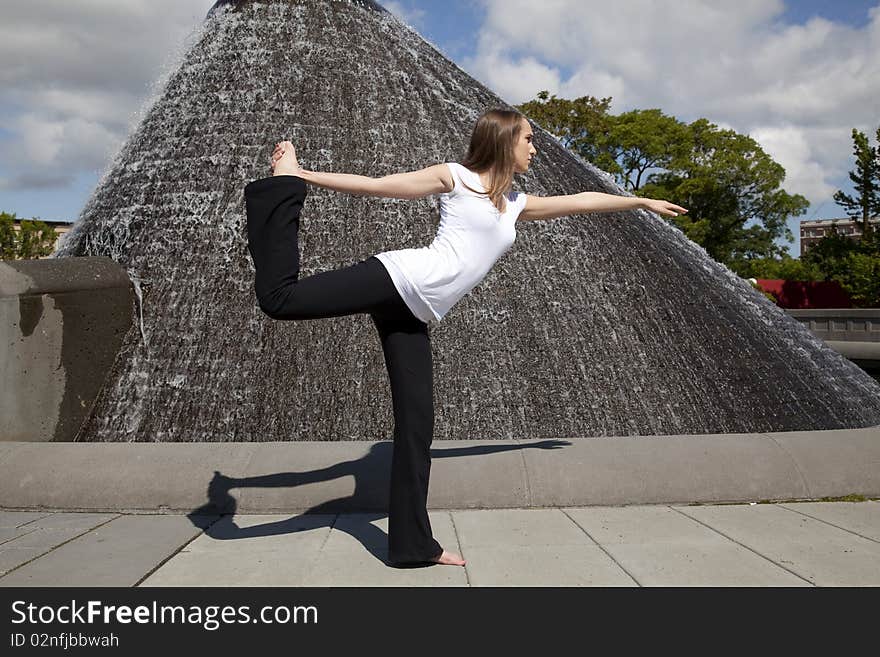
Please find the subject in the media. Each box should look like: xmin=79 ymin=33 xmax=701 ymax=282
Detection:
xmin=557 ymin=66 xmax=627 ymax=106
xmin=749 ymin=125 xmax=837 ymax=205
xmin=468 ymin=0 xmax=880 ymax=232
xmin=17 ymin=115 xmax=66 ymax=166
xmin=0 ymin=0 xmax=209 ymax=191
xmin=462 ymin=39 xmax=562 ymax=103
xmin=19 ymin=114 xmax=120 ymax=172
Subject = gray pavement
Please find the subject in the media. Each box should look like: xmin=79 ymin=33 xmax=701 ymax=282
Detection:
xmin=1 ymin=501 xmax=878 ymax=587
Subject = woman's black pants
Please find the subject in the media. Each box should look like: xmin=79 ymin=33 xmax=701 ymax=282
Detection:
xmin=244 ymin=175 xmax=443 ymax=564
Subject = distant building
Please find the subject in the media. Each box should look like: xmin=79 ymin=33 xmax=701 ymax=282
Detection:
xmin=800 ymin=217 xmax=879 ymax=256
xmin=10 ymin=218 xmax=74 ymax=257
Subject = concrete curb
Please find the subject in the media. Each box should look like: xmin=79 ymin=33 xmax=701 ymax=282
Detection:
xmin=1 ymin=425 xmax=878 ymax=513
xmin=826 ymin=340 xmax=880 ymax=362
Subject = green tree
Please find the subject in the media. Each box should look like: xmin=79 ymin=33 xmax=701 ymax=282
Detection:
xmin=836 ymin=251 xmax=880 ymax=307
xmin=0 ymin=211 xmax=58 ymax=260
xmin=833 ymin=126 xmax=880 ymax=238
xmin=517 ymin=95 xmax=809 ymax=270
xmin=803 ymin=224 xmax=862 ymax=279
xmin=0 ymin=212 xmax=16 ymax=259
xmin=737 ymin=254 xmax=824 ymax=282
xmin=516 ymin=91 xmax=620 ymax=175
xmin=638 ymin=119 xmax=809 ymax=267
xmin=608 ymin=108 xmax=692 ymax=191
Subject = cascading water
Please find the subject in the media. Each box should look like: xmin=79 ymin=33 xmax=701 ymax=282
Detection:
xmin=54 ymin=0 xmax=880 ymax=442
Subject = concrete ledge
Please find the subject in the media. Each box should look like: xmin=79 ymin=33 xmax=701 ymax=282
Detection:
xmin=0 ymin=257 xmax=133 ymax=442
xmin=0 ymin=257 xmax=132 ymax=297
xmin=1 ymin=425 xmax=878 ymax=512
xmin=825 ymin=340 xmax=880 ymax=362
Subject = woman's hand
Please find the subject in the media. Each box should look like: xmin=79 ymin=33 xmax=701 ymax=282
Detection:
xmin=641 ymin=198 xmax=688 ymax=217
xmin=270 ymin=140 xmax=303 ymax=176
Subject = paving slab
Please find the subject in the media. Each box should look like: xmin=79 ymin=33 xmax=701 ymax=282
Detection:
xmin=302 ymin=513 xmax=467 ymax=586
xmin=146 ymin=511 xmax=469 ymax=587
xmin=778 ymin=501 xmax=880 ymax=542
xmin=452 ymin=509 xmax=591 ymax=547
xmin=603 ymin=540 xmax=811 ymax=587
xmin=323 ymin=511 xmax=460 ymax=553
xmin=16 ymin=512 xmax=118 ymax=530
xmin=2 ymin=503 xmax=878 ymax=587
xmin=0 ymin=527 xmax=38 ymax=545
xmin=322 ymin=513 xmax=396 ymax=551
xmin=0 ymin=514 xmax=119 ymax=555
xmin=141 ymin=514 xmax=334 ymax=587
xmin=676 ymin=504 xmax=880 ymax=586
xmin=0 ymin=511 xmax=54 ymax=528
xmin=1 ymin=527 xmax=97 ymax=552
xmin=0 ymin=547 xmax=49 ymax=576
xmin=0 ymin=514 xmax=216 ymax=587
xmin=564 ymin=506 xmax=809 ymax=586
xmin=565 ymin=505 xmax=705 ymax=545
xmin=302 ymin=543 xmax=468 ymax=586
xmin=463 ymin=544 xmax=636 ymax=587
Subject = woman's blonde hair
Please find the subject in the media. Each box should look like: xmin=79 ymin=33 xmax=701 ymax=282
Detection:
xmin=460 ymin=108 xmax=527 ymax=212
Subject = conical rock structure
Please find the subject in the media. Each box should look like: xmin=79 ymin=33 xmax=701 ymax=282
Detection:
xmin=56 ymin=0 xmax=880 ymax=442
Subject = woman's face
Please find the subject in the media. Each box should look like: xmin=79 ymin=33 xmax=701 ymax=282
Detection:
xmin=512 ymin=117 xmax=537 ymax=173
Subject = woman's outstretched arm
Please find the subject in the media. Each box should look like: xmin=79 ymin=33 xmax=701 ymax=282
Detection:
xmin=271 ymin=141 xmax=452 ymax=199
xmin=518 ymin=192 xmax=688 ymax=221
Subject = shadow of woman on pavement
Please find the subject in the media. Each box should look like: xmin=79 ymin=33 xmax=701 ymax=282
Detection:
xmin=187 ymin=439 xmax=570 ymax=566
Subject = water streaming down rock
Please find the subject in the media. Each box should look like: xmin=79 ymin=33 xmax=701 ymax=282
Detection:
xmin=54 ymin=0 xmax=880 ymax=442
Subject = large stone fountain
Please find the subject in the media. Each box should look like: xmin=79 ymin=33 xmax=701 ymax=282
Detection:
xmin=53 ymin=0 xmax=880 ymax=442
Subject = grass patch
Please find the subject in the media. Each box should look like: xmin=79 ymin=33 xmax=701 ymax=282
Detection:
xmin=818 ymin=494 xmax=869 ymax=503
xmin=686 ymin=494 xmax=876 ymax=506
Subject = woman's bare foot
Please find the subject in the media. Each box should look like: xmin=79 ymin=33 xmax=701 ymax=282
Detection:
xmin=270 ymin=140 xmax=302 ymax=177
xmin=432 ymin=549 xmax=466 ymax=566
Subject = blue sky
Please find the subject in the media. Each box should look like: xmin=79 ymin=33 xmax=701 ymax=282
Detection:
xmin=783 ymin=0 xmax=876 ymax=25
xmin=2 ymin=0 xmax=879 ymax=258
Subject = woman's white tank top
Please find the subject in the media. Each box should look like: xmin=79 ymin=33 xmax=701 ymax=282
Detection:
xmin=374 ymin=162 xmax=528 ymax=324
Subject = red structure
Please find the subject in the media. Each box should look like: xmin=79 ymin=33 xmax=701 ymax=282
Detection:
xmin=755 ymin=279 xmax=852 ymax=309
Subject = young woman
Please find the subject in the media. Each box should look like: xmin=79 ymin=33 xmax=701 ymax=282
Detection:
xmin=245 ymin=108 xmax=687 ymax=568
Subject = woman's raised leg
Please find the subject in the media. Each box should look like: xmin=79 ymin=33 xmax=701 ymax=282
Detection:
xmin=245 ymin=175 xmax=397 ymax=320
